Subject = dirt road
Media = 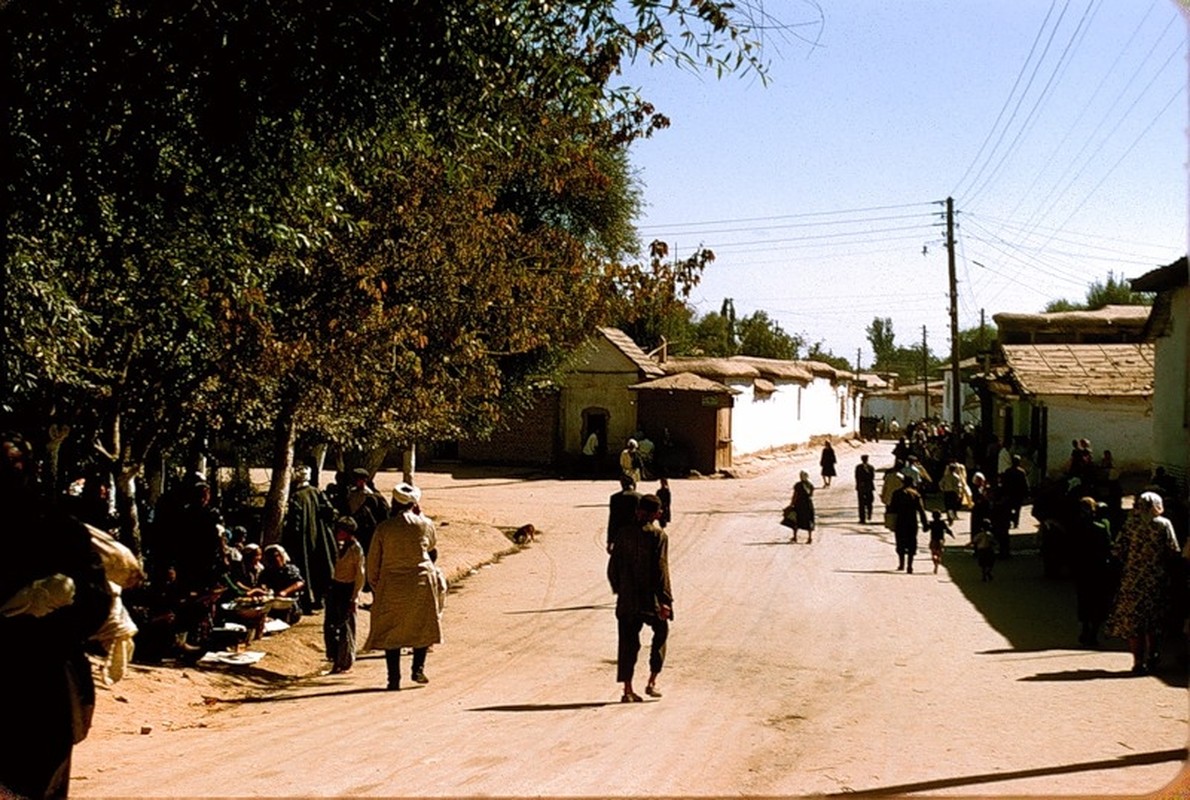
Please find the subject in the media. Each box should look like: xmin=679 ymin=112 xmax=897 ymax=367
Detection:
xmin=73 ymin=440 xmax=1187 ymax=796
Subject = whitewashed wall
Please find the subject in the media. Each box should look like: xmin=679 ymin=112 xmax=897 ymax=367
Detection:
xmin=1151 ymin=285 xmax=1189 ymax=486
xmin=1042 ymin=395 xmax=1153 ymax=477
xmin=731 ymin=376 xmax=856 ymax=457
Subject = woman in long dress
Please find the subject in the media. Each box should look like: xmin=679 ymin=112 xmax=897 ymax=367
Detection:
xmin=789 ymin=470 xmax=816 ymax=544
xmin=1103 ymin=492 xmax=1179 ymax=674
xmin=365 ymin=482 xmax=445 ymax=690
xmin=819 ymin=441 xmax=837 ymax=487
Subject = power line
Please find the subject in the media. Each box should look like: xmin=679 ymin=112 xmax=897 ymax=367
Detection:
xmin=953 ymin=0 xmax=1063 ymax=201
xmin=633 ymin=201 xmax=938 ymax=232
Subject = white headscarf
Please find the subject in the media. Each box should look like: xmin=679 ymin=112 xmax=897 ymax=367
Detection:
xmin=1138 ymin=491 xmax=1165 ymax=516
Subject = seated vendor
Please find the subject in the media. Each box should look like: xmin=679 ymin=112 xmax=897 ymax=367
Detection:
xmin=260 ymin=544 xmax=305 ymax=624
xmin=228 ymin=543 xmax=266 ymax=596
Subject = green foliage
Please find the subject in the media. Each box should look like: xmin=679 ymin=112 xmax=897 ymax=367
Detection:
xmin=688 ymin=312 xmax=735 ymax=356
xmin=865 ymin=317 xmax=897 ymax=366
xmin=1044 ymin=271 xmax=1153 ymax=312
xmin=4 ymin=0 xmax=771 ymax=490
xmin=736 ymin=311 xmax=801 ymax=360
xmin=957 ymin=324 xmax=997 ymax=360
xmin=805 ymin=343 xmax=853 ymax=372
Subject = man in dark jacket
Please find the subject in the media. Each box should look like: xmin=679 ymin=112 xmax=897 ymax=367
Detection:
xmin=0 ymin=431 xmax=112 ymax=799
xmin=607 ymin=494 xmax=672 ymax=703
xmin=855 ymin=454 xmax=876 ymax=524
xmin=999 ymin=454 xmax=1030 ymax=529
xmin=605 ymin=474 xmax=641 ymax=554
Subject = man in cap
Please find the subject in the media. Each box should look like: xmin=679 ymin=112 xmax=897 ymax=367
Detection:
xmin=606 ymin=474 xmax=641 ymax=553
xmin=607 ymin=493 xmax=673 ymax=702
xmin=364 ymin=482 xmax=444 ymax=690
xmin=854 ymin=454 xmax=876 ymax=524
xmin=281 ymin=465 xmax=336 ymax=613
xmin=343 ymin=467 xmax=388 ymax=560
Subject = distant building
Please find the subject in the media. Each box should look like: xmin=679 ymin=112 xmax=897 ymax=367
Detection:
xmin=969 ymin=303 xmax=1155 ymax=479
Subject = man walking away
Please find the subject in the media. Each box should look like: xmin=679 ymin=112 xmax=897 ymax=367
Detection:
xmin=608 ymin=494 xmax=673 ymax=703
xmin=606 ymin=474 xmax=641 ymax=554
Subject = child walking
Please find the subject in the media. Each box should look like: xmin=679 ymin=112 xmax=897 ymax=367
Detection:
xmin=325 ymin=516 xmax=366 ymax=674
xmin=927 ymin=510 xmax=954 ymax=574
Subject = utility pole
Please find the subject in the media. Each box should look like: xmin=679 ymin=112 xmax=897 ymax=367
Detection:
xmin=947 ymin=196 xmax=961 ymax=444
xmin=922 ymin=324 xmax=929 ymax=421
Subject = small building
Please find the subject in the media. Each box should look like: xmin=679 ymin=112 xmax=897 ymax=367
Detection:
xmin=973 ymin=343 xmax=1155 ymax=478
xmin=657 ymin=354 xmax=860 ymax=457
xmin=862 ymin=381 xmax=944 ymax=425
xmin=457 ymin=327 xmax=663 ymax=468
xmin=995 ymin=305 xmax=1151 ymax=344
xmin=629 ymin=372 xmax=738 ymax=475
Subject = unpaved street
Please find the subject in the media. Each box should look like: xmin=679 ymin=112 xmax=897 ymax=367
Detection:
xmin=74 ymin=441 xmax=1187 ymax=796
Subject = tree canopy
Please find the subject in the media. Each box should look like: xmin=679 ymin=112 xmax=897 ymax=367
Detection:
xmin=3 ymin=0 xmax=776 ymax=543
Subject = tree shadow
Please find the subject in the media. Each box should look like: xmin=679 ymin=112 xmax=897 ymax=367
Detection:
xmin=468 ymin=700 xmax=623 ymax=712
xmin=822 ymin=747 xmax=1188 ymax=797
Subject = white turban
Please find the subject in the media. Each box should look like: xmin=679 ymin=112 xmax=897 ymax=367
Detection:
xmin=392 ymin=482 xmax=421 ymax=505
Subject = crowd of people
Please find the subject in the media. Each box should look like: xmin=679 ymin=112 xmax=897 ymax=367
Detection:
xmin=20 ymin=451 xmax=449 ymax=687
xmin=802 ymin=422 xmax=1190 ymax=674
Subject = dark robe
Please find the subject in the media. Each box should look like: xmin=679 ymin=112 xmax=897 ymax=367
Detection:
xmin=282 ymin=482 xmax=336 ymax=611
xmin=0 ymin=492 xmax=112 ymax=800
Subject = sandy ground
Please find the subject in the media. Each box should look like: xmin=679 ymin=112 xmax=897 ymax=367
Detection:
xmin=73 ymin=440 xmax=1189 ymax=798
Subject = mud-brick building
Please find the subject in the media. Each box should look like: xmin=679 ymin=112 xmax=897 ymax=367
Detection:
xmin=456 ymin=327 xmax=663 ymax=468
xmin=629 ymin=372 xmax=738 ymax=476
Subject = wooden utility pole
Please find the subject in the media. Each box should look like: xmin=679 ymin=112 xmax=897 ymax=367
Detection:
xmin=922 ymin=324 xmax=929 ymax=420
xmin=947 ymin=196 xmax=961 ymax=442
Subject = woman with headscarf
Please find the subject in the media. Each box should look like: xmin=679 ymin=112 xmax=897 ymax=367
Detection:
xmin=364 ymin=482 xmax=445 ymax=690
xmin=1104 ymin=492 xmax=1180 ymax=674
xmin=819 ymin=440 xmax=837 ymax=487
xmin=890 ymin=473 xmax=929 ymax=573
xmin=788 ymin=470 xmax=816 ymax=544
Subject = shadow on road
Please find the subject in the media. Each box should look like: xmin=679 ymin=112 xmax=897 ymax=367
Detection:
xmin=944 ymin=544 xmax=1188 ymax=689
xmin=823 ymin=747 xmax=1189 ymax=797
xmin=503 ymin=603 xmax=613 ymax=615
xmin=468 ymin=700 xmax=623 ymax=712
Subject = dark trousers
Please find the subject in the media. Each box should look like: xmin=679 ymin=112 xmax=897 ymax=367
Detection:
xmin=323 ymin=581 xmax=357 ymax=671
xmin=384 ymin=646 xmax=427 ymax=686
xmin=857 ymin=490 xmax=874 ymax=523
xmin=616 ymin=613 xmax=668 ymax=683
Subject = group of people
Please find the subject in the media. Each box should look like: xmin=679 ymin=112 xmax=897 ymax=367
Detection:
xmin=788 ymin=431 xmax=1190 ymax=675
xmin=62 ymin=457 xmax=448 ymax=688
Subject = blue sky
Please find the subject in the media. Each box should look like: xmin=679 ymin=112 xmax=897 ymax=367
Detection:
xmin=622 ymin=1 xmax=1188 ymax=367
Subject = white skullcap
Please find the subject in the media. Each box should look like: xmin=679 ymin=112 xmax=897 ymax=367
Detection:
xmin=392 ymin=482 xmax=421 ymax=505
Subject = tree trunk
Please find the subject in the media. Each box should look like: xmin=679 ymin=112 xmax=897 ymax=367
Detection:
xmin=261 ymin=404 xmax=298 ymax=546
xmin=311 ymin=443 xmax=328 ymax=491
xmin=402 ymin=444 xmax=417 ymax=485
xmin=115 ymin=462 xmax=144 ymax=557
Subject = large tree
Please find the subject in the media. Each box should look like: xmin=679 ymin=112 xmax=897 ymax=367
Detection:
xmin=4 ymin=0 xmax=774 ymax=545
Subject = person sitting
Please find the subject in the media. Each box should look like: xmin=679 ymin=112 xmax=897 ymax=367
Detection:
xmin=228 ymin=543 xmax=266 ymax=595
xmin=260 ymin=544 xmax=306 ymax=625
xmin=219 ymin=543 xmax=270 ymax=638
